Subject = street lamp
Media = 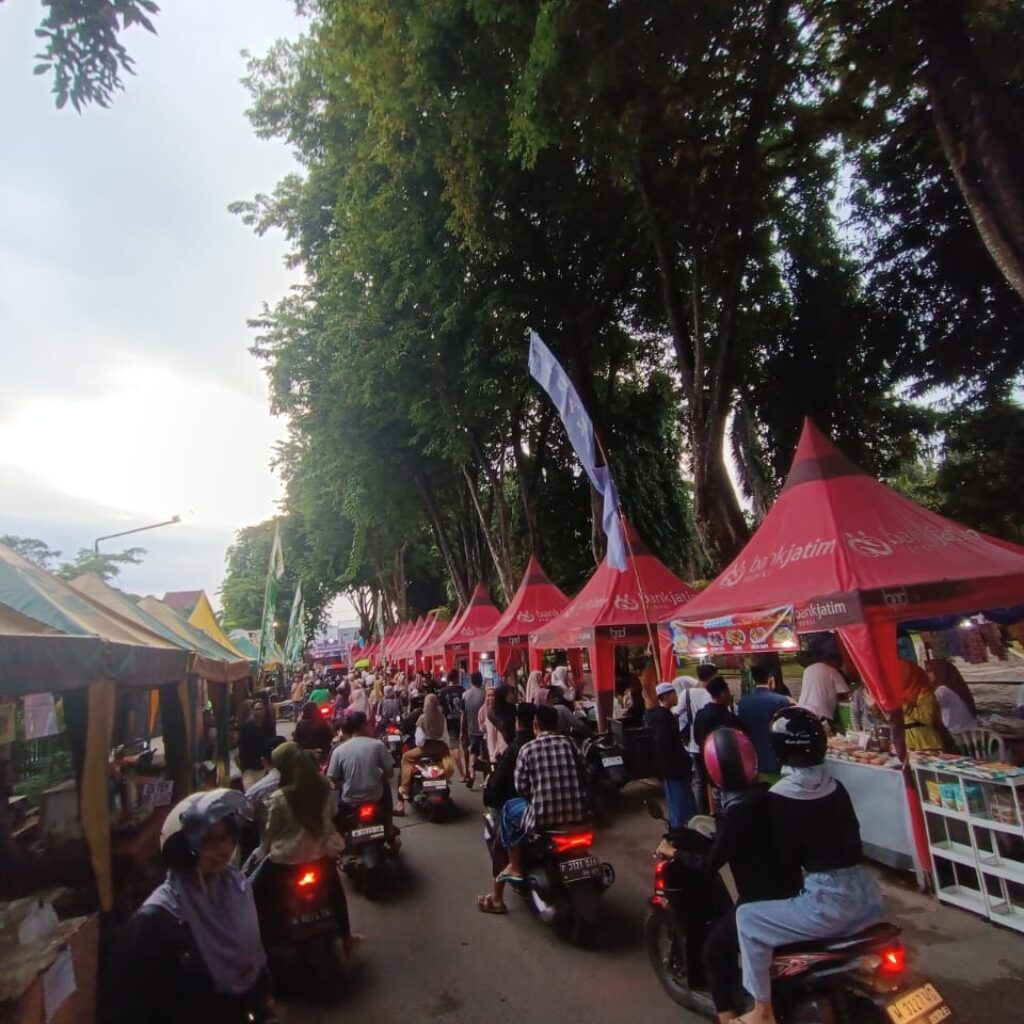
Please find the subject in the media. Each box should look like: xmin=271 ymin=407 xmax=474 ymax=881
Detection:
xmin=93 ymin=515 xmax=181 ymax=554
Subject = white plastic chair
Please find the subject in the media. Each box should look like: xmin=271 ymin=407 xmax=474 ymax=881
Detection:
xmin=952 ymin=729 xmax=1007 ymax=763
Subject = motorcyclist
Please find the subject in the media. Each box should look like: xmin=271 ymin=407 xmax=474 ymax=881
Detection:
xmin=495 ymin=704 xmax=589 ymax=886
xmin=733 ymin=707 xmax=884 ymax=1024
xmin=438 ymin=669 xmax=468 ymax=782
xmin=106 ymin=789 xmax=277 ymax=1024
xmin=328 ymin=711 xmax=399 ymax=844
xmin=293 ymin=701 xmax=333 ymax=761
xmin=655 ymin=728 xmax=801 ymax=1023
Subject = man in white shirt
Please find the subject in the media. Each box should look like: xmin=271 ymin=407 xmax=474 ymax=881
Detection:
xmin=678 ymin=664 xmax=717 ymax=813
xmin=797 ymin=651 xmax=849 ymax=723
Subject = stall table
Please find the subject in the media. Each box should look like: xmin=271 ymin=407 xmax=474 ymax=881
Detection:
xmin=825 ymin=756 xmax=925 ymax=886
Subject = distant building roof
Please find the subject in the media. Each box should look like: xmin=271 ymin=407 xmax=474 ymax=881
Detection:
xmin=163 ymin=590 xmax=203 ymax=616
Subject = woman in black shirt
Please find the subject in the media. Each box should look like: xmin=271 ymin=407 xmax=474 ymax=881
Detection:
xmin=734 ymin=707 xmax=884 ymax=1024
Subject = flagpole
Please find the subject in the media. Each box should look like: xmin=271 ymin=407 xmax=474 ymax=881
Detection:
xmin=593 ymin=435 xmax=663 ymax=683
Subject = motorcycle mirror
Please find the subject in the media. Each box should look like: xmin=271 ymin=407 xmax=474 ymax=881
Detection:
xmin=644 ymin=798 xmax=666 ymax=822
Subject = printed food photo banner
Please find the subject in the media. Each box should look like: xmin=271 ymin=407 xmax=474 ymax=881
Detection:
xmin=669 ymin=605 xmax=799 ymax=656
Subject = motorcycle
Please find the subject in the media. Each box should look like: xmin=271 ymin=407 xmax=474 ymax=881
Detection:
xmin=407 ymin=754 xmax=453 ymax=820
xmin=247 ymin=855 xmax=348 ymax=992
xmin=482 ymin=808 xmax=615 ymax=946
xmin=643 ymin=802 xmax=953 ymax=1023
xmin=336 ymin=799 xmax=396 ymax=899
xmin=382 ymin=723 xmax=404 ymax=766
xmin=580 ymin=732 xmax=626 ymax=825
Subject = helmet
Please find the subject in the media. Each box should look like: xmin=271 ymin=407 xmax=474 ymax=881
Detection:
xmin=160 ymin=788 xmax=251 ymax=868
xmin=768 ymin=706 xmax=827 ymax=768
xmin=703 ymin=728 xmax=758 ymax=790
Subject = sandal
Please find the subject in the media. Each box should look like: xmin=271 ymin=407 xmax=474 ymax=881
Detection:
xmin=477 ymin=894 xmax=508 ymax=915
xmin=496 ymin=870 xmax=523 ymax=884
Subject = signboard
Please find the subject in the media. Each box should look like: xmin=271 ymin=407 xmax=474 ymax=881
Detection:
xmin=141 ymin=779 xmax=175 ymax=808
xmin=669 ymin=605 xmax=799 ymax=656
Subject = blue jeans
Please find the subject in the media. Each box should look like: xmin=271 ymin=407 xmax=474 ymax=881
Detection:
xmin=736 ymin=865 xmax=884 ymax=1002
xmin=665 ymin=778 xmax=696 ymax=828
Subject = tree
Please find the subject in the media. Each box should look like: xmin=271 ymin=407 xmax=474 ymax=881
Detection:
xmin=933 ymin=401 xmax=1024 ymax=545
xmin=219 ymin=518 xmax=298 ymax=641
xmin=0 ymin=535 xmax=61 ymax=569
xmin=12 ymin=0 xmax=161 ymax=110
xmin=55 ymin=546 xmax=145 ymax=582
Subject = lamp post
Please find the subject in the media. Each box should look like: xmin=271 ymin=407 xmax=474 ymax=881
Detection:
xmin=93 ymin=515 xmax=181 ymax=555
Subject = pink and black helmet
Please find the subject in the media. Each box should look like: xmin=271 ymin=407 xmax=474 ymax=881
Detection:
xmin=703 ymin=727 xmax=758 ymax=790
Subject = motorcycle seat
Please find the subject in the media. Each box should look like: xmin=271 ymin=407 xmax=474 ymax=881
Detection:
xmin=774 ymin=921 xmax=901 ymax=957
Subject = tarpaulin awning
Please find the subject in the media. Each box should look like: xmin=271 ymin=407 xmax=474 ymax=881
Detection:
xmin=0 ymin=543 xmax=189 ymax=693
xmin=533 ymin=522 xmax=697 ymax=648
xmin=166 ymin=590 xmax=250 ymax=662
xmin=132 ymin=594 xmax=252 ymax=683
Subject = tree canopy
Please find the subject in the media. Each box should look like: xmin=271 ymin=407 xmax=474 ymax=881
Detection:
xmin=229 ymin=0 xmax=1023 ymax=629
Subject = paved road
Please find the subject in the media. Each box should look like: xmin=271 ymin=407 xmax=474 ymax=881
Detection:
xmin=278 ymin=779 xmax=700 ymax=1024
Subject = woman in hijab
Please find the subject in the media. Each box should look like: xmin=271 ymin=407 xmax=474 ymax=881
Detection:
xmin=256 ymin=743 xmax=358 ymax=953
xmin=481 ymin=685 xmax=512 ymax=763
xmin=900 ymin=661 xmax=945 ymax=751
xmin=925 ymin=658 xmax=978 ymax=734
xmin=525 ymin=669 xmax=546 ymax=706
xmin=551 ymin=665 xmax=575 ymax=702
xmin=368 ymin=677 xmax=385 ymax=725
xmin=108 ymin=789 xmax=276 ymax=1024
xmin=348 ymin=679 xmax=370 ymax=717
xmin=397 ymin=693 xmax=452 ymax=813
xmin=488 ymin=683 xmax=516 ymax=747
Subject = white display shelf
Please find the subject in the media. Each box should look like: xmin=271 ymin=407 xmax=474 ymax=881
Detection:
xmin=913 ymin=760 xmax=1024 ymax=932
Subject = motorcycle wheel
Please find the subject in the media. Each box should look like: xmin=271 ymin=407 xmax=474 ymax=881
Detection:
xmin=305 ymin=932 xmax=344 ymax=995
xmin=644 ymin=907 xmax=710 ymax=1013
xmin=560 ymin=880 xmax=601 ymax=948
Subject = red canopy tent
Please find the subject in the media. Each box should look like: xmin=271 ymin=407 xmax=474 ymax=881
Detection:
xmin=665 ymin=419 xmax=1024 ymax=712
xmin=409 ymin=613 xmax=447 ymax=673
xmin=388 ymin=619 xmax=416 ymax=664
xmin=425 ymin=584 xmax=501 ymax=673
xmin=360 ymin=640 xmax=379 ymax=665
xmin=532 ymin=523 xmax=697 ymax=725
xmin=423 ymin=605 xmax=466 ymax=671
xmin=391 ymin=615 xmax=423 ymax=666
xmin=469 ymin=556 xmax=570 ymax=675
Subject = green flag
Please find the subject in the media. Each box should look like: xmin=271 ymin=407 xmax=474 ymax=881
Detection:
xmin=284 ymin=582 xmax=305 ymax=665
xmin=257 ymin=524 xmax=285 ymax=674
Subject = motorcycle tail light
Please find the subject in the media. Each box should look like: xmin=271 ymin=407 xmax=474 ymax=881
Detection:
xmin=421 ymin=766 xmax=444 ymax=779
xmin=552 ymin=832 xmax=594 ymax=854
xmin=654 ymin=858 xmax=668 ymax=893
xmin=387 ymin=726 xmax=399 ymax=734
xmin=297 ymin=869 xmax=319 ymax=888
xmin=880 ymin=946 xmax=906 ymax=974
xmin=320 ymin=705 xmax=332 ymax=717
xmin=358 ymin=804 xmax=376 ymax=822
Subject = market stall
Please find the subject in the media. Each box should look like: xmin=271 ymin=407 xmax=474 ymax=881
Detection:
xmin=469 ymin=556 xmax=570 ymax=677
xmin=663 ymin=419 xmax=1024 ymax=885
xmin=531 ymin=521 xmax=697 ymax=728
xmin=390 ymin=616 xmax=424 ymax=671
xmin=424 ymin=584 xmax=501 ymax=675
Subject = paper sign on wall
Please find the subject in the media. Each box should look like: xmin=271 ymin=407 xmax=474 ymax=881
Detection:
xmin=141 ymin=779 xmax=175 ymax=808
xmin=23 ymin=693 xmax=59 ymax=740
xmin=0 ymin=702 xmax=16 ymax=745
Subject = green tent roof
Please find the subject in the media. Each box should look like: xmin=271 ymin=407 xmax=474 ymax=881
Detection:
xmin=0 ymin=543 xmax=189 ymax=694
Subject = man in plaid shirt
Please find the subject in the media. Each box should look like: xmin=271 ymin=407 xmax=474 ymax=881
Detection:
xmin=495 ymin=704 xmax=589 ymax=884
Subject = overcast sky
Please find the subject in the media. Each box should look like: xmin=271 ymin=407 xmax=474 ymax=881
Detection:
xmin=0 ymin=1 xmax=335 ymax=612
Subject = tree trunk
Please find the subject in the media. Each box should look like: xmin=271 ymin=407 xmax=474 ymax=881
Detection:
xmin=915 ymin=0 xmax=1024 ymax=302
xmin=413 ymin=473 xmax=469 ymax=604
xmin=691 ymin=417 xmax=750 ymax=566
xmin=461 ymin=463 xmax=515 ymax=601
xmin=345 ymin=585 xmax=375 ymax=640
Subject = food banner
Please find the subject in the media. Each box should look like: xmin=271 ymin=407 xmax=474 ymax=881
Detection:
xmin=668 ymin=605 xmax=798 ymax=656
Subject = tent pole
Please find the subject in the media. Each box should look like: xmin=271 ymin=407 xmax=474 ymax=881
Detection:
xmin=594 ymin=435 xmax=662 ymax=683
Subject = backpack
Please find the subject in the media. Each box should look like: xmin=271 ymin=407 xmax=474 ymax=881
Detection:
xmin=441 ymin=687 xmax=463 ymax=724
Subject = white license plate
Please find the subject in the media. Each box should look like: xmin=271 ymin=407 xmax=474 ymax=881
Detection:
xmin=423 ymin=779 xmax=447 ymax=790
xmin=601 ymin=755 xmax=624 ymax=767
xmin=559 ymin=855 xmax=601 ymax=882
xmin=350 ymin=824 xmax=385 ymax=839
xmin=887 ymin=984 xmax=949 ymax=1024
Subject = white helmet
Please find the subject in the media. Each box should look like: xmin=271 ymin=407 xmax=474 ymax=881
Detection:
xmin=160 ymin=788 xmax=251 ymax=867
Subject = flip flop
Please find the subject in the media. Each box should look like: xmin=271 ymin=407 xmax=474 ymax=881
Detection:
xmin=496 ymin=871 xmax=523 ymax=884
xmin=477 ymin=894 xmax=508 ymax=915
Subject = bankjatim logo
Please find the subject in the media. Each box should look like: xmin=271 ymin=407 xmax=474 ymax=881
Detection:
xmin=719 ymin=560 xmax=747 ymax=588
xmin=613 ymin=594 xmax=640 ymax=612
xmin=844 ymin=531 xmax=894 ymax=558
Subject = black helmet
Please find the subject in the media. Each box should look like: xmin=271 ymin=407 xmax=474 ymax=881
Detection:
xmin=768 ymin=706 xmax=827 ymax=768
xmin=703 ymin=727 xmax=758 ymax=791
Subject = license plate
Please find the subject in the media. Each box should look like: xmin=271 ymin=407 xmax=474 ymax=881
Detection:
xmin=349 ymin=824 xmax=385 ymax=839
xmin=887 ymin=984 xmax=950 ymax=1024
xmin=423 ymin=779 xmax=447 ymax=790
xmin=601 ymin=755 xmax=624 ymax=767
xmin=559 ymin=855 xmax=601 ymax=882
xmin=289 ymin=906 xmax=333 ymax=926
